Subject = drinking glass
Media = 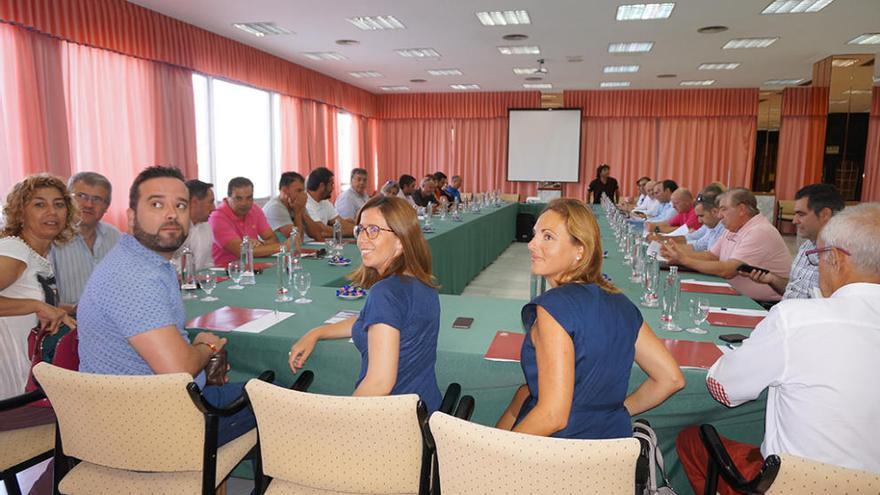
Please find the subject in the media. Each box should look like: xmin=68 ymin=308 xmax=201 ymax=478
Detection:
xmin=293 ymin=271 xmax=312 ymax=304
xmin=685 ymin=297 xmax=710 ymax=334
xmin=641 ymin=255 xmax=660 ymax=308
xmin=275 ymin=252 xmax=293 ymax=303
xmin=227 ymin=261 xmax=244 ymax=290
xmin=198 ymin=273 xmax=218 ymax=302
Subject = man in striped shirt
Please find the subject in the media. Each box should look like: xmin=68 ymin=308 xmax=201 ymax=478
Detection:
xmin=50 ymin=172 xmax=120 ymax=308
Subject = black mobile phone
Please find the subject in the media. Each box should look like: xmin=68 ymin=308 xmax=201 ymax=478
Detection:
xmin=315 ymin=248 xmax=327 ymax=259
xmin=452 ymin=317 xmax=474 ymax=329
xmin=719 ymin=333 xmax=748 ymax=344
xmin=737 ymin=263 xmax=768 ymax=275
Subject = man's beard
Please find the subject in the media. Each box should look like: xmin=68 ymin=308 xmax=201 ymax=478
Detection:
xmin=133 ymin=217 xmax=187 ymax=253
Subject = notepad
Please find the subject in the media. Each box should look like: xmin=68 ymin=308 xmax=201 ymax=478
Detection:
xmin=661 ymin=339 xmax=724 ymax=370
xmin=707 ymin=308 xmax=767 ymax=329
xmin=483 ymin=331 xmax=526 ymax=362
xmin=324 ymin=310 xmax=361 ymax=324
xmin=186 ymin=306 xmax=292 ymax=333
xmin=680 ymin=279 xmax=739 ymax=295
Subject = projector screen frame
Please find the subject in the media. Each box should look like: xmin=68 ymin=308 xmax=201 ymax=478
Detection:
xmin=505 ymin=107 xmax=583 ymax=183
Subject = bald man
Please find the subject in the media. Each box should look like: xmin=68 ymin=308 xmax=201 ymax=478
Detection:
xmin=631 ymin=180 xmax=658 ymax=216
xmin=647 ymin=187 xmax=699 ymax=233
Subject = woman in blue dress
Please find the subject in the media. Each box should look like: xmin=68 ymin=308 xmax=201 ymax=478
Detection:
xmin=288 ymin=195 xmax=442 ymax=411
xmin=496 ymin=198 xmax=685 ymax=438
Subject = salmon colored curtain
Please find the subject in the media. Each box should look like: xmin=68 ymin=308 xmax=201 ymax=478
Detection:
xmin=657 ymin=117 xmax=757 ymax=192
xmin=575 ymin=117 xmax=657 ymax=199
xmin=374 ymin=119 xmax=455 ymax=185
xmin=775 ymin=87 xmax=829 ymax=200
xmin=376 ymin=91 xmax=541 ymax=119
xmin=353 ymin=116 xmax=379 ymax=190
xmin=279 ymin=95 xmax=340 ymax=198
xmin=862 ymin=87 xmax=880 ymax=201
xmin=564 ymin=88 xmax=758 ymax=118
xmin=451 ymin=118 xmax=537 ymax=199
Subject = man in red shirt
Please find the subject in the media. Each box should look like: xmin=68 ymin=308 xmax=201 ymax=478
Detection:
xmin=208 ymin=177 xmax=281 ymax=266
xmin=646 ymin=188 xmax=700 ymax=233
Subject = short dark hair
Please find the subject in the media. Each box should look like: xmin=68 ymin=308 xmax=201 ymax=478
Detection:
xmin=350 ymin=168 xmax=367 ymax=180
xmin=596 ymin=164 xmax=610 ymax=179
xmin=227 ymin=177 xmax=254 ymax=197
xmin=433 ymin=171 xmax=447 ymax=182
xmin=307 ymin=167 xmax=334 ymax=192
xmin=662 ymin=180 xmax=678 ymax=193
xmin=398 ymin=174 xmax=416 ymax=188
xmin=696 ymin=188 xmax=723 ymax=209
xmin=795 ymin=183 xmax=845 ymax=216
xmin=636 ymin=176 xmax=651 ymax=185
xmin=185 ymin=179 xmax=213 ymax=200
xmin=279 ymin=171 xmax=305 ymax=189
xmin=129 ymin=166 xmax=186 ymax=209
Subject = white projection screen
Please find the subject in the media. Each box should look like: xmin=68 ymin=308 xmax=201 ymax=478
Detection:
xmin=506 ymin=108 xmax=582 ymax=182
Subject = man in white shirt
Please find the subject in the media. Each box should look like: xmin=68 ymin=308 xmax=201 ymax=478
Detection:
xmin=396 ymin=174 xmax=417 ymax=207
xmin=334 ymin=168 xmax=370 ymax=220
xmin=644 ymin=180 xmax=678 ymax=223
xmin=305 ymin=167 xmax=354 ymax=236
xmin=676 ymin=203 xmax=880 ymax=495
xmin=621 ymin=176 xmax=652 ymax=212
xmin=174 ymin=179 xmax=215 ymax=271
xmin=263 ymin=171 xmax=328 ymax=244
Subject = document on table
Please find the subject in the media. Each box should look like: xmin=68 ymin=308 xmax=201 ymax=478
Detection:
xmin=662 ymin=224 xmax=689 ymax=237
xmin=233 ymin=312 xmax=295 ymax=334
xmin=324 ymin=309 xmax=361 ymax=324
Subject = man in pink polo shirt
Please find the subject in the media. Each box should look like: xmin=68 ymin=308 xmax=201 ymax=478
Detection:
xmin=646 ymin=188 xmax=701 ymax=234
xmin=208 ymin=177 xmax=281 ymax=267
xmin=661 ymin=188 xmax=792 ymax=302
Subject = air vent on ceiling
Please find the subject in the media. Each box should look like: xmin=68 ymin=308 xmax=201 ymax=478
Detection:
xmin=697 ymin=25 xmax=728 ymax=34
xmin=656 ymin=73 xmax=677 ymax=78
xmin=503 ymin=34 xmax=529 ymax=41
xmin=232 ymin=22 xmax=294 ymax=37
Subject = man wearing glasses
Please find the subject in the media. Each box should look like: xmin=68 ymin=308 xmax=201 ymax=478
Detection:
xmin=50 ymin=171 xmax=120 ymax=309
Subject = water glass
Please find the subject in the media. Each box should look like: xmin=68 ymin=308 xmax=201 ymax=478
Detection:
xmin=227 ymin=261 xmax=244 ymax=290
xmin=275 ymin=251 xmax=293 ymax=303
xmin=198 ymin=273 xmax=218 ymax=302
xmin=641 ymin=255 xmax=660 ymax=308
xmin=293 ymin=271 xmax=312 ymax=304
xmin=686 ymin=297 xmax=710 ymax=334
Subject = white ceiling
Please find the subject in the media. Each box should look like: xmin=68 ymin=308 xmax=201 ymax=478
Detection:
xmin=128 ymin=0 xmax=880 ymax=94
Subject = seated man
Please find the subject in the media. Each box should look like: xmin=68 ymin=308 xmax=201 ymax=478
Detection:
xmin=208 ymin=177 xmax=281 ymax=267
xmin=747 ymin=183 xmax=844 ymax=300
xmin=396 ymin=174 xmax=418 ymax=206
xmin=432 ymin=171 xmax=455 ymax=203
xmin=263 ymin=171 xmax=328 ymax=244
xmin=77 ymin=165 xmax=255 ymax=447
xmin=661 ymin=188 xmax=791 ymax=303
xmin=646 ymin=188 xmax=700 ymax=233
xmin=630 ymin=180 xmax=658 ymax=216
xmin=51 ymin=172 xmax=120 ymax=308
xmin=650 ymin=187 xmax=727 ymax=253
xmin=676 ymin=204 xmax=880 ymax=494
xmin=305 ymin=167 xmax=355 ymax=236
xmin=643 ymin=180 xmax=678 ymax=223
xmin=444 ymin=175 xmax=463 ymax=203
xmin=334 ymin=168 xmax=370 ymax=220
xmin=174 ymin=179 xmax=215 ymax=271
xmin=410 ymin=175 xmax=436 ymax=208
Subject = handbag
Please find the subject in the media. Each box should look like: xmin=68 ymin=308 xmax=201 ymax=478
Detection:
xmin=634 ymin=419 xmax=679 ymax=495
xmin=26 ymin=324 xmax=79 ymax=407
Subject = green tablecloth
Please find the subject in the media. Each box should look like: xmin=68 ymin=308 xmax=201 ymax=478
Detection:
xmin=186 ymin=202 xmax=765 ymax=494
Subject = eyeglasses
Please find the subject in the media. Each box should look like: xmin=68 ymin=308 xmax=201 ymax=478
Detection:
xmin=354 ymin=224 xmax=395 ymax=240
xmin=73 ymin=192 xmax=108 ymax=205
xmin=805 ymin=246 xmax=851 ymax=266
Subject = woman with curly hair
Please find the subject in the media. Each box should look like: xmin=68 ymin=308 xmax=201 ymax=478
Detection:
xmin=1 ymin=174 xmax=79 ymax=399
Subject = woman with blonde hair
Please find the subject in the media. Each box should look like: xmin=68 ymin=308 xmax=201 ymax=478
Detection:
xmin=497 ymin=198 xmax=684 ymax=438
xmin=0 ymin=174 xmax=79 ymax=399
xmin=289 ymin=195 xmax=442 ymax=411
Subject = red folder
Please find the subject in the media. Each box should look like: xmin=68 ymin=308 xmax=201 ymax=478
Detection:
xmin=484 ymin=331 xmax=526 ymax=362
xmin=707 ymin=312 xmax=765 ymax=329
xmin=680 ymin=282 xmax=739 ymax=296
xmin=661 ymin=339 xmax=723 ymax=369
xmin=186 ymin=306 xmax=272 ymax=332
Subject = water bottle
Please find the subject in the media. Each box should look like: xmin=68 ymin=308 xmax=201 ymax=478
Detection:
xmin=641 ymin=254 xmax=660 ymax=308
xmin=660 ymin=266 xmax=681 ymax=331
xmin=179 ymin=246 xmax=197 ymax=299
xmin=275 ymin=245 xmax=293 ymax=302
xmin=630 ymin=240 xmax=647 ymax=283
xmin=332 ymin=219 xmax=343 ymax=259
xmin=240 ymin=235 xmax=256 ymax=285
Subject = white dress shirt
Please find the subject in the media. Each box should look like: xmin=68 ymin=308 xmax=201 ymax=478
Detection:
xmin=174 ymin=221 xmax=214 ymax=271
xmin=707 ymin=282 xmax=880 ymax=473
xmin=306 ymin=193 xmax=339 ymax=225
xmin=334 ymin=188 xmax=369 ymax=220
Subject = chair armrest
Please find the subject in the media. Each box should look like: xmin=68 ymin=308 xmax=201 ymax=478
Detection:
xmin=453 ymin=395 xmax=475 ymax=420
xmin=699 ymin=424 xmax=781 ymax=493
xmin=439 ymin=383 xmax=461 ymax=415
xmin=290 ymin=370 xmax=314 ymax=392
xmin=0 ymin=389 xmax=46 ymax=411
xmin=186 ymin=370 xmax=275 ymax=417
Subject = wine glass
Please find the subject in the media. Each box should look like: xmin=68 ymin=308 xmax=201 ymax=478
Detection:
xmin=293 ymin=271 xmax=312 ymax=304
xmin=685 ymin=297 xmax=710 ymax=334
xmin=198 ymin=273 xmax=218 ymax=302
xmin=227 ymin=261 xmax=244 ymax=290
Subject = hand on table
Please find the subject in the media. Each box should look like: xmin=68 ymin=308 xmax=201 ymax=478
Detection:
xmin=660 ymin=241 xmax=684 ymax=264
xmin=289 ymin=332 xmax=318 ymax=373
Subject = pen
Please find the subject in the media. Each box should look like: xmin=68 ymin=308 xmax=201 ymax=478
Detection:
xmin=726 ymin=343 xmax=736 ymax=350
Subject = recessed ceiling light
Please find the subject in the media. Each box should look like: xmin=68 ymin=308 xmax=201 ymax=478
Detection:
xmin=336 ymin=39 xmax=360 ymax=46
xmin=723 ymin=37 xmax=779 ymax=49
xmin=616 ymin=3 xmax=675 ymax=20
xmin=347 ymin=15 xmax=405 ymax=31
xmin=513 ymin=67 xmax=540 ymax=75
xmin=410 ymin=79 xmax=427 ymax=83
xmin=233 ymin=22 xmax=294 ymax=37
xmin=427 ymin=69 xmax=463 ymax=76
xmin=502 ymin=34 xmax=529 ymax=41
xmin=761 ymin=0 xmax=835 ymax=14
xmin=498 ymin=45 xmax=541 ymax=55
xmin=524 ymin=76 xmax=544 ymax=82
xmin=349 ymin=71 xmax=383 ymax=78
xmin=379 ymin=86 xmax=410 ymax=91
xmin=764 ymin=78 xmax=805 ymax=85
xmin=680 ymin=79 xmax=716 ymax=86
xmin=697 ymin=25 xmax=729 ymax=34
xmin=608 ymin=42 xmax=654 ymax=53
xmin=657 ymin=73 xmax=677 ymax=78
xmin=302 ymin=52 xmax=347 ymax=61
xmin=476 ymin=10 xmax=531 ymax=26
xmin=395 ymin=48 xmax=441 ymax=58
xmin=451 ymin=84 xmax=481 ymax=90
xmin=601 ymin=81 xmax=631 ymax=88
xmin=698 ymin=62 xmax=741 ymax=70
xmin=604 ymin=65 xmax=640 ymax=73
xmin=523 ymin=83 xmax=552 ymax=89
xmin=831 ymin=59 xmax=858 ymax=67
xmin=848 ymin=33 xmax=880 ymax=45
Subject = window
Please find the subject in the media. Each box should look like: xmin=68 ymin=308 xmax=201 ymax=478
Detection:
xmin=336 ymin=111 xmax=355 ymax=188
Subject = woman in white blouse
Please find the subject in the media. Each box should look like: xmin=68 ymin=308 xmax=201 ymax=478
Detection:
xmin=0 ymin=174 xmax=79 ymax=399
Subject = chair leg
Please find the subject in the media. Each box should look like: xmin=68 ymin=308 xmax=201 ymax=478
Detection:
xmin=4 ymin=473 xmax=24 ymax=495
xmin=215 ymin=480 xmax=227 ymax=495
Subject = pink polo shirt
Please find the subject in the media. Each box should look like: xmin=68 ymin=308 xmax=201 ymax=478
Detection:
xmin=710 ymin=214 xmax=792 ymax=302
xmin=669 ymin=206 xmax=701 ymax=230
xmin=208 ymin=201 xmax=272 ymax=267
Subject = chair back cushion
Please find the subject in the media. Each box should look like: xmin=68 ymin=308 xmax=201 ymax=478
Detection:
xmin=429 ymin=412 xmax=640 ymax=495
xmin=33 ymin=362 xmax=205 ymax=472
xmin=767 ymin=454 xmax=880 ymax=494
xmin=246 ymin=379 xmax=423 ymax=493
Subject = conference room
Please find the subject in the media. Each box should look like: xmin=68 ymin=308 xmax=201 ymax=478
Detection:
xmin=2 ymin=1 xmax=880 ymax=494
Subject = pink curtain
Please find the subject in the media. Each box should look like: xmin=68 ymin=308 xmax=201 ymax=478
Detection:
xmin=353 ymin=116 xmax=379 ymax=190
xmin=775 ymin=87 xmax=829 ymax=200
xmin=374 ymin=119 xmax=455 ymax=186
xmin=862 ymin=87 xmax=880 ymax=202
xmin=577 ymin=117 xmax=657 ymax=199
xmin=279 ymin=95 xmax=341 ymax=196
xmin=451 ymin=118 xmax=537 ymax=199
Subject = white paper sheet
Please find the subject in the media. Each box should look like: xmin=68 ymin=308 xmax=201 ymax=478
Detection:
xmin=232 ymin=311 xmax=295 ymax=334
xmin=662 ymin=224 xmax=689 ymax=237
xmin=709 ymin=307 xmax=769 ymax=317
xmin=681 ymin=278 xmax=733 ymax=288
xmin=324 ymin=310 xmax=361 ymax=324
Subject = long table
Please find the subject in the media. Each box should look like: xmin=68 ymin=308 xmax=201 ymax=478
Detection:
xmin=185 ymin=202 xmax=764 ymax=494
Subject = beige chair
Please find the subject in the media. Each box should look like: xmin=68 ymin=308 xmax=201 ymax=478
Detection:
xmin=766 ymin=454 xmax=880 ymax=494
xmin=0 ymin=390 xmax=55 ymax=495
xmin=776 ymin=199 xmax=795 ymax=229
xmin=245 ymin=379 xmax=432 ymax=495
xmin=500 ymin=193 xmax=520 ymax=203
xmin=429 ymin=412 xmax=641 ymax=495
xmin=33 ymin=362 xmax=263 ymax=495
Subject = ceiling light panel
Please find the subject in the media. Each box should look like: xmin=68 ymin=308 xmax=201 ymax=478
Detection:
xmin=349 ymin=71 xmax=383 ymax=78
xmin=379 ymin=86 xmax=410 ymax=91
xmin=608 ymin=42 xmax=654 ymax=53
xmin=427 ymin=69 xmax=463 ymax=76
xmin=604 ymin=65 xmax=640 ymax=73
xmin=513 ymin=67 xmax=540 ymax=75
xmin=476 ymin=10 xmax=531 ymax=26
xmin=616 ymin=3 xmax=675 ymax=20
xmin=302 ymin=52 xmax=347 ymax=61
xmin=347 ymin=15 xmax=405 ymax=30
xmin=232 ymin=22 xmax=293 ymax=37
xmin=680 ymin=80 xmax=716 ymax=86
xmin=723 ymin=37 xmax=779 ymax=49
xmin=761 ymin=0 xmax=834 ymax=14
xmin=451 ymin=84 xmax=481 ymax=90
xmin=395 ymin=48 xmax=441 ymax=58
xmin=698 ymin=62 xmax=741 ymax=70
xmin=601 ymin=81 xmax=631 ymax=88
xmin=763 ymin=78 xmax=805 ymax=85
xmin=523 ymin=83 xmax=553 ymax=89
xmin=498 ymin=45 xmax=541 ymax=55
xmin=831 ymin=59 xmax=858 ymax=67
xmin=848 ymin=33 xmax=880 ymax=45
